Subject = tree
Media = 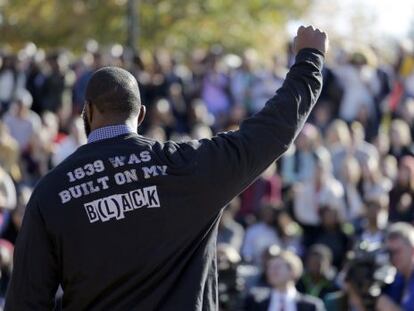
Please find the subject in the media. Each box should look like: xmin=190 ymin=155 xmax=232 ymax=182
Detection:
xmin=0 ymin=0 xmax=308 ymax=53
xmin=139 ymin=0 xmax=308 ymax=52
xmin=0 ymin=0 xmax=125 ymax=51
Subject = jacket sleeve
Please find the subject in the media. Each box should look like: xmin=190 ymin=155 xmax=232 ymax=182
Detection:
xmin=5 ymin=193 xmax=59 ymax=310
xmin=178 ymin=49 xmax=324 ymax=206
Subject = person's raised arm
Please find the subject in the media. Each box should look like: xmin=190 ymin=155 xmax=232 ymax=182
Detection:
xmin=158 ymin=26 xmax=328 ymax=212
xmin=231 ymin=25 xmax=328 ymax=168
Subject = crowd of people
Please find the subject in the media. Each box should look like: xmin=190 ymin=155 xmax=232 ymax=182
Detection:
xmin=0 ymin=37 xmax=413 ymax=310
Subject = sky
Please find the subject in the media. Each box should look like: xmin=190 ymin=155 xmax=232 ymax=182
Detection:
xmin=339 ymin=0 xmax=414 ymax=37
xmin=367 ymin=0 xmax=414 ymax=37
xmin=288 ymin=0 xmax=414 ymax=41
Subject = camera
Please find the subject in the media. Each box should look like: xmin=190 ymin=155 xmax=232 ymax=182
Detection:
xmin=343 ymin=241 xmax=396 ymax=310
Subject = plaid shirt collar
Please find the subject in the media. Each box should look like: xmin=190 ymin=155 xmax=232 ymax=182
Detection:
xmin=87 ymin=125 xmax=135 ymax=144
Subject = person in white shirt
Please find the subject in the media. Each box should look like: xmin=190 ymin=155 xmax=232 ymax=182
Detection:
xmin=245 ymin=249 xmax=325 ymax=311
xmin=293 ymin=149 xmax=345 ymax=228
xmin=335 ymin=52 xmax=380 ymax=123
xmin=242 ymin=204 xmax=280 ymax=266
xmin=2 ymin=89 xmax=41 ymax=152
xmin=52 ymin=117 xmax=86 ymax=166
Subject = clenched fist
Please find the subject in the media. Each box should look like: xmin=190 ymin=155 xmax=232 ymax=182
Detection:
xmin=293 ymin=25 xmax=329 ymax=55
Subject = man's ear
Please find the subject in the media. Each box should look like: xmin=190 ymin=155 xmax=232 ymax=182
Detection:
xmin=85 ymin=100 xmax=94 ymax=123
xmin=138 ymin=105 xmax=146 ymax=126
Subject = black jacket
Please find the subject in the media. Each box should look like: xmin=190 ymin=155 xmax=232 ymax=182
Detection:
xmin=5 ymin=49 xmax=324 ymax=311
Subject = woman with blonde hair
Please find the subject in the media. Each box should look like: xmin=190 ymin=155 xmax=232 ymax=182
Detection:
xmin=388 ymin=119 xmax=414 ymax=160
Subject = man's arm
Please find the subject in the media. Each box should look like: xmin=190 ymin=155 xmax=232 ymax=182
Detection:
xmin=5 ymin=192 xmax=59 ymax=310
xmin=177 ymin=27 xmax=328 ymax=208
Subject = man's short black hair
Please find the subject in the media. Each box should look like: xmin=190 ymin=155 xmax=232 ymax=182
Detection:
xmin=85 ymin=66 xmax=141 ymax=116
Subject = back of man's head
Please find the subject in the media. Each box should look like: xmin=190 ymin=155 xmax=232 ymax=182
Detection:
xmin=85 ymin=67 xmax=141 ymax=117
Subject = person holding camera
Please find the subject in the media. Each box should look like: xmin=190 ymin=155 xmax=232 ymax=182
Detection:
xmin=377 ymin=222 xmax=414 ymax=311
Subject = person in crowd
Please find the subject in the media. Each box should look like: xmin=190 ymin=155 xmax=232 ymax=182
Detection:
xmin=187 ymin=98 xmax=214 ymax=131
xmin=25 ymin=55 xmax=46 ymax=115
xmin=230 ymin=50 xmax=258 ymax=115
xmin=338 ymin=156 xmax=364 ymax=223
xmin=190 ymin=123 xmax=213 ymax=140
xmin=349 ymin=122 xmax=378 ymax=161
xmin=354 ymin=193 xmax=389 ymax=246
xmin=52 ymin=117 xmax=86 ymax=166
xmin=242 ymin=203 xmax=281 ymax=266
xmin=312 ymin=202 xmax=351 ymax=269
xmin=0 ymin=239 xmax=13 ymax=305
xmin=0 ymin=167 xmax=16 ymax=213
xmin=2 ymin=89 xmax=41 ymax=152
xmin=201 ymin=52 xmax=232 ymax=128
xmin=0 ymin=122 xmax=20 ymax=182
xmin=0 ymin=186 xmax=31 ymax=245
xmin=330 ymin=121 xmax=378 ymax=180
xmin=388 ymin=119 xmax=414 ymax=161
xmin=297 ymin=244 xmax=338 ymax=302
xmin=27 ymin=111 xmax=60 ymax=179
xmin=395 ymin=99 xmax=414 ymax=141
xmin=389 ymin=155 xmax=414 ymax=223
xmin=335 ymin=51 xmax=380 ymax=125
xmin=373 ymin=129 xmax=391 ymax=161
xmin=359 ymin=154 xmax=392 ymax=203
xmin=218 ymin=202 xmax=245 ymax=252
xmin=309 ymin=65 xmax=343 ymax=133
xmin=238 ymin=163 xmax=282 ymax=225
xmin=249 ymin=54 xmax=286 ymax=114
xmin=324 ymin=119 xmax=351 ymax=154
xmin=274 ymin=209 xmax=303 ymax=256
xmin=217 ymin=243 xmax=244 ymax=311
xmin=144 ymin=124 xmax=167 ymax=142
xmin=146 ymin=98 xmax=176 ymax=139
xmin=244 ymin=249 xmax=326 ymax=311
xmin=41 ymin=53 xmax=70 ymax=114
xmin=72 ymin=52 xmax=103 ymax=114
xmin=381 ymin=154 xmax=399 ymax=185
xmin=0 ymin=54 xmax=25 ymax=115
xmin=281 ymin=123 xmax=323 ymax=187
xmin=167 ymin=82 xmax=191 ymax=134
xmin=377 ymin=222 xmax=414 ymax=311
xmin=293 ymin=148 xmax=345 ymax=246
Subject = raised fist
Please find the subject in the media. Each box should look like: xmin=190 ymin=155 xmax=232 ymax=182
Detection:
xmin=293 ymin=25 xmax=329 ymax=55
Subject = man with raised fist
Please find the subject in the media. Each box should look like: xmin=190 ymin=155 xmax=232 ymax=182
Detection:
xmin=6 ymin=26 xmax=328 ymax=311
